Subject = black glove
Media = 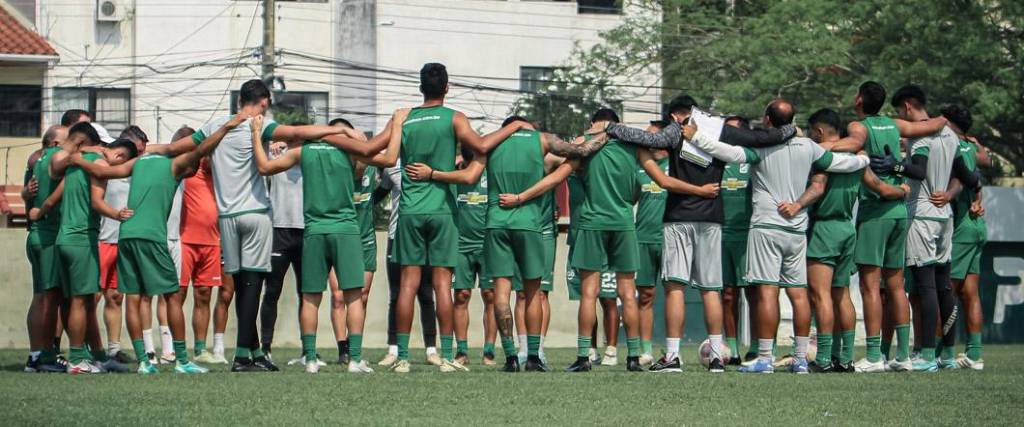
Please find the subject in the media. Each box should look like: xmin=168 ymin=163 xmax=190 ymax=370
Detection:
xmin=869 ymin=146 xmax=906 ymax=176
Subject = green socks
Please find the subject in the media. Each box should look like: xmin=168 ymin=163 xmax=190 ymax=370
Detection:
xmin=301 ymin=334 xmax=317 ymax=361
xmin=349 ymin=334 xmax=363 ymax=363
xmin=500 ymin=336 xmax=516 ymax=358
xmin=194 ymin=340 xmax=207 ymax=357
xmin=483 ymin=342 xmax=495 ymax=355
xmin=726 ymin=337 xmax=738 ymax=359
xmin=815 ymin=334 xmax=832 ymax=366
xmin=626 ymin=337 xmax=641 ymax=357
xmin=173 ymin=340 xmax=188 ymax=364
xmin=397 ymin=333 xmax=410 ymax=361
xmin=251 ymin=348 xmax=265 ymax=359
xmin=921 ymin=347 xmax=936 ymax=362
xmin=69 ymin=346 xmax=88 ymax=364
xmin=577 ymin=335 xmax=591 ymax=358
xmin=456 ymin=339 xmax=469 ymax=356
xmin=132 ymin=339 xmax=147 ymax=363
xmin=234 ymin=348 xmax=251 ymax=359
xmin=895 ymin=324 xmax=911 ymax=361
xmin=966 ymin=333 xmax=982 ymax=360
xmin=830 ymin=332 xmax=842 ymax=360
xmin=841 ymin=330 xmax=855 ymax=364
xmin=866 ymin=335 xmax=882 ymax=363
xmin=441 ymin=335 xmax=454 ymax=360
xmin=91 ymin=349 xmax=109 ymax=363
xmin=940 ymin=345 xmax=954 ymax=361
xmin=527 ymin=335 xmax=541 ymax=357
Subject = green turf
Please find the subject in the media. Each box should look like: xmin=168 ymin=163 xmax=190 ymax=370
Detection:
xmin=2 ymin=346 xmax=1022 ymax=425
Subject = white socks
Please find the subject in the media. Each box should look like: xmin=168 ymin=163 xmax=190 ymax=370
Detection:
xmin=142 ymin=329 xmax=155 ymax=354
xmin=426 ymin=346 xmax=437 ymax=356
xmin=666 ymin=337 xmax=681 ymax=361
xmin=518 ymin=335 xmax=528 ymax=357
xmin=388 ymin=345 xmax=398 ymax=356
xmin=107 ymin=341 xmax=121 ymax=356
xmin=708 ymin=334 xmax=723 ymax=361
xmin=794 ymin=336 xmax=809 ymax=360
xmin=758 ymin=339 xmax=774 ymax=362
xmin=213 ymin=333 xmax=225 ymax=355
xmin=159 ymin=326 xmax=173 ymax=355
xmin=539 ymin=336 xmax=546 ymax=358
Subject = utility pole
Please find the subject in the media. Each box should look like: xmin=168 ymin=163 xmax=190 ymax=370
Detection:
xmin=261 ymin=0 xmax=275 ymax=81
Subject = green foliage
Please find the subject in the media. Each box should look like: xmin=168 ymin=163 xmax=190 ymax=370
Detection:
xmin=510 ymin=69 xmax=623 ymax=139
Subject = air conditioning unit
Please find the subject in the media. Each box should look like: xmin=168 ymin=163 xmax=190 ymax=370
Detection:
xmin=96 ymin=0 xmax=125 ymax=22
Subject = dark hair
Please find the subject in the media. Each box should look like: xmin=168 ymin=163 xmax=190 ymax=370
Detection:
xmin=60 ymin=109 xmax=92 ymax=127
xmin=106 ymin=138 xmax=139 ymax=160
xmin=329 ymin=118 xmax=353 ymax=128
xmin=590 ymin=108 xmax=620 ymax=124
xmin=649 ymin=119 xmax=670 ymax=129
xmin=941 ymin=104 xmax=972 ymax=133
xmin=119 ymin=125 xmax=149 ymax=144
xmin=420 ymin=63 xmax=448 ymax=99
xmin=891 ymin=84 xmax=926 ymax=109
xmin=171 ymin=126 xmax=195 ymax=141
xmin=724 ymin=115 xmax=750 ymax=129
xmin=667 ymin=95 xmax=698 ymax=115
xmin=808 ymin=108 xmax=842 ymax=133
xmin=68 ymin=121 xmax=101 ymax=145
xmin=460 ymin=144 xmax=475 ymax=164
xmin=858 ymin=81 xmax=887 ymax=115
xmin=502 ymin=115 xmax=530 ymax=128
xmin=41 ymin=125 xmax=64 ymax=148
xmin=239 ymin=79 xmax=272 ymax=107
xmin=764 ymin=99 xmax=795 ymax=126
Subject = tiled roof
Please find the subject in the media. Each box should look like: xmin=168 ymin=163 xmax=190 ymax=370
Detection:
xmin=0 ymin=6 xmax=57 ymax=56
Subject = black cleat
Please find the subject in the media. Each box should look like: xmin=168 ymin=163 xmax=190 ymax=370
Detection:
xmin=708 ymin=358 xmax=725 ymax=373
xmin=146 ymin=352 xmax=157 ymax=365
xmin=525 ymin=356 xmax=550 ymax=372
xmin=727 ymin=356 xmax=742 ymax=366
xmin=808 ymin=360 xmax=834 ymax=373
xmin=252 ymin=356 xmax=279 ymax=372
xmin=483 ymin=351 xmax=496 ymax=361
xmin=502 ymin=355 xmax=520 ymax=372
xmin=831 ymin=359 xmax=855 ymax=373
xmin=565 ymin=356 xmax=592 ymax=373
xmin=454 ymin=351 xmax=468 ymax=365
xmin=337 ymin=353 xmax=351 ymax=366
xmin=649 ymin=356 xmax=683 ymax=373
xmin=24 ymin=356 xmax=40 ymax=373
xmin=743 ymin=351 xmax=758 ymax=362
xmin=626 ymin=356 xmax=644 ymax=372
xmin=231 ymin=357 xmax=262 ymax=372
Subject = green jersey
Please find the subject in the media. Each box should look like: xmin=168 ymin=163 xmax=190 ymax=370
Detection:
xmin=30 ymin=147 xmax=63 ymax=243
xmin=952 ymin=139 xmax=986 ymax=243
xmin=486 ymin=130 xmax=544 ymax=232
xmin=576 ymin=140 xmax=638 ymax=231
xmin=567 ymin=173 xmax=585 ymax=246
xmin=119 ymin=154 xmax=179 ymax=242
xmin=540 ymin=191 xmax=556 ymax=236
xmin=812 ymin=170 xmax=863 ymax=222
xmin=635 ymin=156 xmax=669 ymax=244
xmin=301 ymin=142 xmax=359 ymax=235
xmin=56 ymin=151 xmax=102 ymax=246
xmin=354 ymin=165 xmax=379 ymax=244
xmin=399 ymin=105 xmax=457 ymax=215
xmin=456 ymin=172 xmax=488 ymax=249
xmin=857 ymin=116 xmax=906 ymax=222
xmin=721 ymin=162 xmax=752 ymax=238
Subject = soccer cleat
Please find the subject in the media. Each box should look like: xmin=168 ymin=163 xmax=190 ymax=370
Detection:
xmin=482 ymin=351 xmax=496 ymax=366
xmin=348 ymin=360 xmax=374 ymax=373
xmin=426 ymin=353 xmax=443 ymax=367
xmin=147 ymin=352 xmax=159 ymax=365
xmin=137 ymin=361 xmax=159 ymax=374
xmin=111 ymin=351 xmax=135 ymax=364
xmin=209 ymin=352 xmax=229 ymax=364
xmin=159 ymin=353 xmax=176 ymax=365
xmin=502 ymin=355 xmax=521 ymax=373
xmin=252 ymin=356 xmax=280 ymax=372
xmin=955 ymin=353 xmax=984 ymax=371
xmin=287 ymin=355 xmax=305 ymax=366
xmin=67 ymin=360 xmax=100 ymax=375
xmin=565 ymin=357 xmax=592 ymax=373
xmin=524 ymin=356 xmax=550 ymax=372
xmin=378 ymin=353 xmax=398 ymax=367
xmin=454 ymin=352 xmax=468 ymax=365
xmin=808 ymin=361 xmax=835 ymax=373
xmin=789 ymin=357 xmax=809 ymax=374
xmin=231 ymin=358 xmax=261 ymax=372
xmin=439 ymin=361 xmax=456 ymax=373
xmin=601 ymin=346 xmax=618 ymax=366
xmin=743 ymin=351 xmax=758 ymax=362
xmin=588 ymin=347 xmax=601 ymax=364
xmin=708 ymin=358 xmax=725 ymax=373
xmin=648 ymin=356 xmax=683 ymax=373
xmin=39 ymin=360 xmax=67 ymax=373
xmin=338 ymin=353 xmax=351 ymax=366
xmin=517 ymin=352 xmax=527 ymax=366
xmin=305 ymin=360 xmax=320 ymax=374
xmin=831 ymin=359 xmax=855 ymax=373
xmin=639 ymin=353 xmax=655 ymax=366
xmin=738 ymin=358 xmax=775 ymax=374
xmin=101 ymin=358 xmax=132 ymax=373
xmin=938 ymin=358 xmax=958 ymax=370
xmin=910 ymin=358 xmax=938 ymax=372
xmin=626 ymin=356 xmax=644 ymax=372
xmin=24 ymin=356 xmax=39 ymax=373
xmin=888 ymin=358 xmax=913 ymax=372
xmin=194 ymin=350 xmax=218 ymax=364
xmin=726 ymin=356 xmax=742 ymax=366
xmin=853 ymin=358 xmax=886 ymax=373
xmin=391 ymin=360 xmax=411 ymax=373
xmin=446 ymin=359 xmax=470 ymax=372
xmin=175 ymin=361 xmax=209 ymax=374
xmin=89 ymin=360 xmax=108 ymax=373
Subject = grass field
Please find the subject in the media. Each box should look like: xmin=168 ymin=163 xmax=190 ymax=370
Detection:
xmin=2 ymin=346 xmax=1022 ymax=425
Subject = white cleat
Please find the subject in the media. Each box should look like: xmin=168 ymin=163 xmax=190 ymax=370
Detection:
xmin=600 ymin=346 xmax=618 ymax=366
xmin=348 ymin=360 xmax=374 ymax=373
xmin=588 ymin=347 xmax=601 ymax=364
xmin=426 ymin=353 xmax=444 ymax=367
xmin=67 ymin=360 xmax=101 ymax=375
xmin=391 ymin=359 xmax=410 ymax=373
xmin=639 ymin=353 xmax=655 ymax=366
xmin=888 ymin=358 xmax=912 ymax=372
xmin=159 ymin=353 xmax=176 ymax=365
xmin=287 ymin=356 xmax=305 ymax=366
xmin=378 ymin=353 xmax=398 ymax=367
xmin=853 ymin=358 xmax=887 ymax=373
xmin=209 ymin=352 xmax=229 ymax=364
xmin=305 ymin=360 xmax=320 ymax=374
xmin=445 ymin=359 xmax=470 ymax=372
xmin=955 ymin=353 xmax=984 ymax=371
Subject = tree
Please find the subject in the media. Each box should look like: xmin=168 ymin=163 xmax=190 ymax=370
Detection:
xmin=509 ymin=69 xmax=623 ymax=139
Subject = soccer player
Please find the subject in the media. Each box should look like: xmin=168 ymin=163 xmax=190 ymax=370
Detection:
xmin=148 ymin=79 xmax=356 ymax=372
xmin=23 ymin=125 xmax=68 ymax=373
xmin=871 ymin=86 xmax=982 ymax=372
xmin=719 ymin=116 xmax=757 ymax=365
xmin=386 ymin=63 xmax=527 ymax=373
xmin=634 ymin=120 xmax=670 ymax=366
xmin=688 ymin=100 xmax=870 ymax=374
xmin=824 ymin=81 xmax=948 ymax=372
xmin=938 ymin=105 xmax=990 ymax=370
xmin=805 ymin=109 xmax=908 ymax=372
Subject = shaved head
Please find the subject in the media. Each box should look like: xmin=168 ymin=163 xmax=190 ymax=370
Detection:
xmin=764 ymin=99 xmax=794 ymax=128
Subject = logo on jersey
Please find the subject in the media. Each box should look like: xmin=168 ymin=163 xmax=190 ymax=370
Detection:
xmin=641 ymin=182 xmax=664 ymax=194
xmin=739 ymin=164 xmax=750 ymax=174
xmin=361 ymin=174 xmax=371 ymax=187
xmin=352 ymin=192 xmax=370 ymax=205
xmin=721 ymin=178 xmax=748 ymax=191
xmin=480 ymin=176 xmax=488 ymax=189
xmin=458 ymin=192 xmax=488 ymax=205
xmin=403 ymin=115 xmax=442 ymax=126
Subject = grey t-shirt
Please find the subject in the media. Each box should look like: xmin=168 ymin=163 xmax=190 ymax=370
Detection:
xmin=270 ymin=148 xmax=304 ymax=229
xmin=195 ymin=116 xmax=277 ymax=217
xmin=907 ymin=126 xmax=959 ymax=221
xmin=747 ymin=137 xmax=830 ymax=232
xmin=380 ymin=160 xmax=403 ymax=240
xmin=99 ymin=177 xmax=130 ymax=243
xmin=166 ymin=183 xmax=183 ymax=240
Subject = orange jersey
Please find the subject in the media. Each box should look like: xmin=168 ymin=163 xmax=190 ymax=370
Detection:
xmin=180 ymin=159 xmax=220 ymax=245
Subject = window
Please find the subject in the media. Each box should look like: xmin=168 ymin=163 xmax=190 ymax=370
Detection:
xmin=520 ymin=66 xmax=557 ymax=93
xmin=231 ymin=91 xmax=329 ymax=125
xmin=51 ymin=87 xmax=131 ymax=134
xmin=577 ymin=0 xmax=621 ymax=14
xmin=0 ymin=85 xmax=42 ymax=137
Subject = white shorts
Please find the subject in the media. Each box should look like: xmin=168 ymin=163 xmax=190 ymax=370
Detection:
xmin=661 ymin=222 xmax=722 ymax=289
xmin=745 ymin=227 xmax=807 ymax=287
xmin=219 ymin=212 xmax=273 ymax=274
xmin=905 ymin=218 xmax=954 ymax=267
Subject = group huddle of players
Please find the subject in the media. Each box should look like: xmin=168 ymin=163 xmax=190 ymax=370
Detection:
xmin=20 ymin=62 xmax=990 ymax=375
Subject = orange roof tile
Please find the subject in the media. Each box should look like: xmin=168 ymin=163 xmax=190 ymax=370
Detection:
xmin=0 ymin=7 xmax=57 ymax=56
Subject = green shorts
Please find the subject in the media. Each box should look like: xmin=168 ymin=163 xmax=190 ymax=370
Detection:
xmin=27 ymin=238 xmax=62 ymax=294
xmin=854 ymin=218 xmax=908 ymax=269
xmin=951 ymin=240 xmax=984 ymax=280
xmin=722 ymin=237 xmax=748 ymax=287
xmin=302 ymin=233 xmax=364 ymax=293
xmin=570 ymin=229 xmax=639 ymax=273
xmin=393 ymin=214 xmax=458 ymax=267
xmin=56 ymin=243 xmax=99 ymax=297
xmin=454 ymin=247 xmax=489 ymax=290
xmin=362 ymin=237 xmax=378 ymax=272
xmin=116 ymin=239 xmax=178 ymax=296
xmin=635 ymin=242 xmax=662 ymax=287
xmin=566 ymin=245 xmax=616 ymax=299
xmin=484 ymin=229 xmax=545 ymax=281
xmin=807 ymin=220 xmax=857 ymax=287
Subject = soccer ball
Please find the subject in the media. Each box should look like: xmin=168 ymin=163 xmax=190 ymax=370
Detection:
xmin=698 ymin=338 xmax=732 ymax=368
